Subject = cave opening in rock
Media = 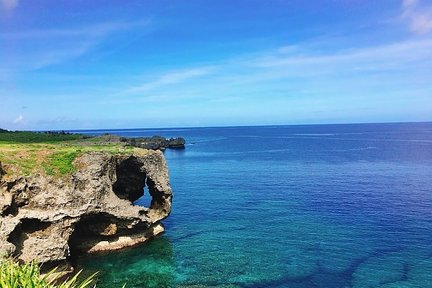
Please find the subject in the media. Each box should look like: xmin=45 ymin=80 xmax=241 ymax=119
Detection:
xmin=146 ymin=177 xmax=166 ymax=213
xmin=68 ymin=213 xmax=119 ymax=259
xmin=112 ymin=157 xmax=146 ymax=203
xmin=133 ymin=185 xmax=152 ymax=208
xmin=110 ymin=156 xmax=168 ymax=219
xmin=7 ymin=219 xmax=51 ymax=258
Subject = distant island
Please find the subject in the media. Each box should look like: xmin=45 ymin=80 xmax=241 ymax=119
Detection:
xmin=0 ymin=129 xmax=178 ymax=275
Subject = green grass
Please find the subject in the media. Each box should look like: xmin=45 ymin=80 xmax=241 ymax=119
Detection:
xmin=43 ymin=151 xmax=79 ymax=176
xmin=0 ymin=129 xmax=147 ymax=178
xmin=0 ymin=143 xmax=143 ymax=178
xmin=0 ymin=258 xmax=97 ymax=288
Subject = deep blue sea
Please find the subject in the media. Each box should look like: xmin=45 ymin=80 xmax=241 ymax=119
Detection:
xmin=75 ymin=123 xmax=432 ymax=288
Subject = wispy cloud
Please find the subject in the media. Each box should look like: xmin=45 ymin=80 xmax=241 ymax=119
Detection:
xmin=19 ymin=41 xmax=97 ymax=71
xmin=94 ymin=35 xmax=432 ymax=121
xmin=254 ymin=38 xmax=432 ymax=70
xmin=0 ymin=0 xmax=18 ymax=13
xmin=5 ymin=32 xmax=431 ymax=129
xmin=125 ymin=67 xmax=215 ymax=94
xmin=0 ymin=20 xmax=150 ymax=40
xmin=13 ymin=114 xmax=23 ymax=124
xmin=402 ymin=0 xmax=432 ymax=34
xmin=1 ymin=20 xmax=150 ymax=71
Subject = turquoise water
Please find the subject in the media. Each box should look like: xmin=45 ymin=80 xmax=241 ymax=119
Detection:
xmin=77 ymin=123 xmax=432 ymax=287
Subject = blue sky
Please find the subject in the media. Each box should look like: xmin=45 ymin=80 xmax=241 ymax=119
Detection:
xmin=1 ymin=0 xmax=431 ymax=130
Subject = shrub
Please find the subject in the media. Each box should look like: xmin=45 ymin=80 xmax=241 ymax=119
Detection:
xmin=0 ymin=258 xmax=97 ymax=288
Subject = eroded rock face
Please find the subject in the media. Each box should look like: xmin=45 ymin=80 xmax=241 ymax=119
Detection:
xmin=0 ymin=151 xmax=172 ymax=269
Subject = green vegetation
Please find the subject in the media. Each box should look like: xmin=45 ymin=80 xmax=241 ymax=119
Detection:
xmin=43 ymin=151 xmax=79 ymax=176
xmin=0 ymin=130 xmax=83 ymax=144
xmin=0 ymin=258 xmax=96 ymax=288
xmin=0 ymin=129 xmax=144 ymax=178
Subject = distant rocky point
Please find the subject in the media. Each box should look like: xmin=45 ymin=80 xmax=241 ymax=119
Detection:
xmin=88 ymin=134 xmax=186 ymax=150
xmin=120 ymin=135 xmax=186 ymax=150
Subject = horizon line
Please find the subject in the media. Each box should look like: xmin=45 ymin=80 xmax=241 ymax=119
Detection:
xmin=23 ymin=120 xmax=432 ymax=132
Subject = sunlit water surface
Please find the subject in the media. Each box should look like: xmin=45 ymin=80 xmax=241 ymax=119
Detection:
xmin=75 ymin=123 xmax=432 ymax=288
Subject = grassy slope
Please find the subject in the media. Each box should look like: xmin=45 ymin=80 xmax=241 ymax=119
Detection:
xmin=0 ymin=130 xmax=143 ymax=179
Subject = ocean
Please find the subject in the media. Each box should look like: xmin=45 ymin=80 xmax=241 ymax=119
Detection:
xmin=76 ymin=122 xmax=432 ymax=288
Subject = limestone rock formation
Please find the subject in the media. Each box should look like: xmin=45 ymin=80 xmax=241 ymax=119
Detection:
xmin=0 ymin=150 xmax=172 ymax=270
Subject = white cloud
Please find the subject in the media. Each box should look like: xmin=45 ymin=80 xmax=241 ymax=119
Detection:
xmin=125 ymin=67 xmax=215 ymax=93
xmin=254 ymin=39 xmax=432 ymax=69
xmin=13 ymin=114 xmax=23 ymax=124
xmin=402 ymin=0 xmax=432 ymax=34
xmin=3 ymin=32 xmax=431 ymax=128
xmin=0 ymin=20 xmax=150 ymax=71
xmin=102 ymin=36 xmax=432 ymax=111
xmin=0 ymin=20 xmax=150 ymax=40
xmin=121 ymin=36 xmax=432 ymax=93
xmin=1 ymin=0 xmax=18 ymax=12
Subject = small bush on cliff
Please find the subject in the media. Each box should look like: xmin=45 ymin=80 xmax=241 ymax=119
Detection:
xmin=0 ymin=258 xmax=96 ymax=288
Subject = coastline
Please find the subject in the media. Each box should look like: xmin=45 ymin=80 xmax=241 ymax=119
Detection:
xmin=0 ymin=130 xmax=175 ymax=273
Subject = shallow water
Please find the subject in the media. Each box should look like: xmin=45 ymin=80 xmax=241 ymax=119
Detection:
xmin=77 ymin=123 xmax=432 ymax=288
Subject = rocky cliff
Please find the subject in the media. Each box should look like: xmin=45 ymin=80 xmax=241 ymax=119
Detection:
xmin=0 ymin=150 xmax=172 ymax=270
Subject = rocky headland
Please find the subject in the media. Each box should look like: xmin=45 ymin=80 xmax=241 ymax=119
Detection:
xmin=88 ymin=134 xmax=186 ymax=150
xmin=121 ymin=136 xmax=186 ymax=150
xmin=0 ymin=130 xmax=174 ymax=272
